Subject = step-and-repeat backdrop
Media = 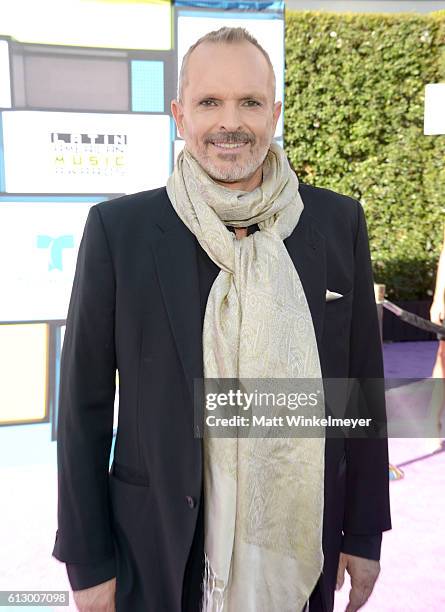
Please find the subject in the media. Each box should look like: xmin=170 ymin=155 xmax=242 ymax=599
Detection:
xmin=0 ymin=0 xmax=284 ymax=427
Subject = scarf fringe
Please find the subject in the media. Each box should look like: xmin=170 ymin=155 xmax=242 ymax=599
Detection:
xmin=201 ymin=553 xmax=312 ymax=612
xmin=201 ymin=553 xmax=226 ymax=612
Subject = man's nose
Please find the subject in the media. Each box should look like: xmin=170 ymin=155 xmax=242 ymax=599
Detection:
xmin=217 ymin=103 xmax=243 ymax=132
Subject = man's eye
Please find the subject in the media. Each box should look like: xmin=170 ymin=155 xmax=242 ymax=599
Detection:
xmin=199 ymin=100 xmax=261 ymax=107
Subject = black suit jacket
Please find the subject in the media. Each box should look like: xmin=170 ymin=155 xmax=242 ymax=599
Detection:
xmin=52 ymin=183 xmax=391 ymax=612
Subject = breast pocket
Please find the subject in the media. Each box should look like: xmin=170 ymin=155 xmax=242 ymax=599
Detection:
xmin=324 ymin=288 xmax=353 ymax=316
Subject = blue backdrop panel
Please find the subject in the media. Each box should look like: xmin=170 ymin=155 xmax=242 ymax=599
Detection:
xmin=131 ymin=60 xmax=165 ymax=113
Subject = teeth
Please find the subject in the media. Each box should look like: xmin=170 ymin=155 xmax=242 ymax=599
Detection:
xmin=213 ymin=142 xmax=247 ymax=148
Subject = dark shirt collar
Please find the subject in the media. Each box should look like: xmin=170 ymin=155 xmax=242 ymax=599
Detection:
xmin=226 ymin=224 xmax=259 ymax=236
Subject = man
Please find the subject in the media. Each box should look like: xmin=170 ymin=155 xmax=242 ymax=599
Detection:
xmin=52 ymin=27 xmax=391 ymax=612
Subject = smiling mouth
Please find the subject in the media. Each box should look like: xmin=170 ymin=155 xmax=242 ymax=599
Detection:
xmin=211 ymin=142 xmax=249 ymax=150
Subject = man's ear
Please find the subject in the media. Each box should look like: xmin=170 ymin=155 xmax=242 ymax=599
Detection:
xmin=272 ymin=101 xmax=282 ymax=131
xmin=171 ymin=99 xmax=185 ymax=138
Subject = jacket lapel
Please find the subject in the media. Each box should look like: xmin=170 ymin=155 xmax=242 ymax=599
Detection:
xmin=152 ymin=189 xmax=327 ymax=408
xmin=284 ymin=208 xmax=327 ymax=345
xmin=151 ymin=190 xmax=204 ymax=406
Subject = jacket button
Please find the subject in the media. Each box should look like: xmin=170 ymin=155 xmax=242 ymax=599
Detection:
xmin=185 ymin=495 xmax=196 ymax=509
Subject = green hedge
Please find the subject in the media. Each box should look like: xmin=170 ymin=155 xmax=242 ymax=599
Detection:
xmin=284 ymin=10 xmax=445 ymax=300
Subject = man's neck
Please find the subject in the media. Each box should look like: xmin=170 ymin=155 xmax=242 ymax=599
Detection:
xmin=234 ymin=228 xmax=248 ymax=239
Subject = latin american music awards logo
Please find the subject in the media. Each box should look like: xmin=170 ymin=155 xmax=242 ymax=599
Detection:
xmin=51 ymin=132 xmax=127 ymax=176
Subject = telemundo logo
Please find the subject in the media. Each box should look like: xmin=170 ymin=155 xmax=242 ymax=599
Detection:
xmin=36 ymin=235 xmax=74 ymax=271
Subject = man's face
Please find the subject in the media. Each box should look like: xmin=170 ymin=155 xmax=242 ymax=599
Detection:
xmin=171 ymin=41 xmax=281 ymax=191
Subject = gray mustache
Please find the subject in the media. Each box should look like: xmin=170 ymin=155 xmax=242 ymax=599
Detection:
xmin=208 ymin=135 xmax=251 ymax=144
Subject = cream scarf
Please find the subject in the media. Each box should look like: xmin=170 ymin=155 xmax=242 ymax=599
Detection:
xmin=166 ymin=142 xmax=325 ymax=612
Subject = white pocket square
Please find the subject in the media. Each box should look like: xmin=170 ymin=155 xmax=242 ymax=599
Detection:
xmin=326 ymin=289 xmax=344 ymax=302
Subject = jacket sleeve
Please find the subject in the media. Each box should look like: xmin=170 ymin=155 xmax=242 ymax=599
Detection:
xmin=52 ymin=204 xmax=117 ymax=586
xmin=341 ymin=533 xmax=382 ymax=561
xmin=66 ymin=558 xmax=116 ymax=591
xmin=343 ymin=201 xmax=392 ymax=540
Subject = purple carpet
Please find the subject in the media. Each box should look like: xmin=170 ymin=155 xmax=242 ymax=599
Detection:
xmin=0 ymin=342 xmax=443 ymax=610
xmin=334 ymin=341 xmax=445 ymax=611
